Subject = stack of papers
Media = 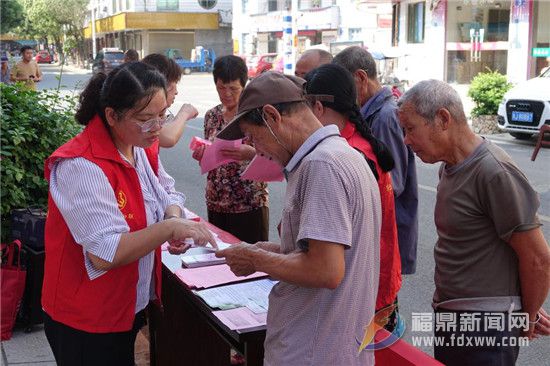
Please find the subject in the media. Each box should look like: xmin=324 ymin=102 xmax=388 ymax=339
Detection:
xmin=201 ymin=279 xmax=277 ymax=331
xmin=212 ymin=307 xmax=268 ymax=331
xmin=241 ymin=155 xmax=285 ymax=182
xmin=181 ymin=252 xmax=226 ymax=268
xmin=180 ymin=230 xmax=235 ymax=268
xmin=175 ymin=265 xmax=268 ymax=289
xmin=194 ymin=278 xmax=277 ymax=312
xmin=199 ymin=138 xmax=242 ymax=174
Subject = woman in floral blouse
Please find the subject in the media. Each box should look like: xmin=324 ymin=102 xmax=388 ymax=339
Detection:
xmin=192 ymin=55 xmax=269 ymax=243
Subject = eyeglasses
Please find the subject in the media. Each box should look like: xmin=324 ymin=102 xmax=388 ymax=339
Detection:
xmin=135 ymin=112 xmax=175 ymax=133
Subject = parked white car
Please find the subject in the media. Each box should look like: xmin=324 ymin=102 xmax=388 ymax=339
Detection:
xmin=497 ymin=68 xmax=550 ymax=139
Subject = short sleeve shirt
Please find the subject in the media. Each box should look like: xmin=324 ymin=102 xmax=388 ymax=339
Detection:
xmin=433 ymin=139 xmax=541 ymax=304
xmin=10 ymin=60 xmax=41 ymax=90
xmin=203 ymin=104 xmax=268 ymax=213
xmin=264 ymin=126 xmax=381 ymax=366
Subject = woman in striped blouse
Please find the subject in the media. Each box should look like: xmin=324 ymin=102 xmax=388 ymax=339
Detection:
xmin=42 ymin=62 xmax=216 ymax=366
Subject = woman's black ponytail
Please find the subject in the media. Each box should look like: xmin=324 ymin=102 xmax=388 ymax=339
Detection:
xmin=349 ymin=105 xmax=394 ymax=173
xmin=305 ymin=64 xmax=395 ymax=173
xmin=75 ymin=72 xmax=107 ymax=125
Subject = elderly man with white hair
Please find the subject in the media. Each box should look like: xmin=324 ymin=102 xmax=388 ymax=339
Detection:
xmin=397 ymin=79 xmax=550 ymax=366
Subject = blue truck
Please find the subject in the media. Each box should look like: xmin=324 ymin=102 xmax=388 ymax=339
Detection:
xmin=165 ymin=47 xmax=216 ymax=74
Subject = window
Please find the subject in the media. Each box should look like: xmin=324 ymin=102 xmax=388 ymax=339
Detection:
xmin=157 ymin=0 xmax=178 ymax=11
xmin=487 ymin=9 xmax=510 ymax=42
xmin=268 ymin=0 xmax=278 ymax=12
xmin=268 ymin=33 xmax=278 ymax=53
xmin=242 ymin=0 xmax=248 ymax=13
xmin=112 ymin=0 xmax=117 ymax=12
xmin=126 ymin=0 xmax=130 ymax=10
xmin=392 ymin=3 xmax=400 ymax=46
xmin=407 ymin=2 xmax=425 ymax=43
xmin=198 ymin=0 xmax=217 ymax=9
xmin=348 ymin=28 xmax=362 ymax=41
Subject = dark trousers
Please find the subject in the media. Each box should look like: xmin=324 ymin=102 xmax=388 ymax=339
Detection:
xmin=377 ymin=297 xmax=399 ymax=333
xmin=208 ymin=206 xmax=269 ymax=243
xmin=44 ymin=310 xmax=146 ymax=366
xmin=434 ymin=309 xmax=522 ymax=366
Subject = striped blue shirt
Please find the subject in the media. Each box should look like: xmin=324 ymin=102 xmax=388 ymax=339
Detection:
xmin=49 ymin=147 xmax=185 ymax=313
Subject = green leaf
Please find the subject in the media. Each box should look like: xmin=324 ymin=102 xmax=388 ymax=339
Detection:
xmin=0 ymin=83 xmax=80 ymax=241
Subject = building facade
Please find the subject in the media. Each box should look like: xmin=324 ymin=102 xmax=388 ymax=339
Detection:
xmin=84 ymin=0 xmax=233 ymax=61
xmin=387 ymin=0 xmax=549 ymax=83
xmin=232 ymin=0 xmax=393 ymax=56
xmin=233 ymin=0 xmax=548 ymax=84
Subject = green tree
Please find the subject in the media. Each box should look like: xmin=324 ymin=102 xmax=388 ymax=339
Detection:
xmin=23 ymin=0 xmax=88 ymax=64
xmin=1 ymin=83 xmax=82 ymax=241
xmin=0 ymin=0 xmax=25 ymax=34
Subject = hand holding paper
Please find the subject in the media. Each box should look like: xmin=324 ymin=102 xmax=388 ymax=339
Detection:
xmin=220 ymin=144 xmax=256 ymax=161
xmin=216 ymin=243 xmax=259 ymax=276
xmin=169 ymin=219 xmax=218 ymax=250
xmin=189 ymin=136 xmax=211 ymax=151
xmin=196 ymin=138 xmax=243 ymax=174
xmin=241 ymin=155 xmax=284 ymax=182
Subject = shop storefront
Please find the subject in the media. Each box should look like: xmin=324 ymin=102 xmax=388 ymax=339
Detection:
xmin=445 ymin=0 xmax=510 ymax=83
xmin=530 ymin=0 xmax=550 ymax=76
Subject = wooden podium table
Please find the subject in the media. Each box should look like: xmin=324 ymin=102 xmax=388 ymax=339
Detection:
xmin=148 ymin=220 xmax=267 ymax=366
xmin=148 ymin=217 xmax=443 ymax=366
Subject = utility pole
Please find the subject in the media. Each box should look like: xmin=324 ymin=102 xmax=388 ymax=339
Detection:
xmin=283 ymin=0 xmax=298 ymax=75
xmin=91 ymin=0 xmax=97 ymax=59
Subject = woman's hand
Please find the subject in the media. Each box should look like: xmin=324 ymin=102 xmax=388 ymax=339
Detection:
xmin=192 ymin=144 xmax=206 ymax=161
xmin=220 ymin=144 xmax=256 ymax=161
xmin=176 ymin=103 xmax=198 ymax=121
xmin=169 ymin=218 xmax=217 ymax=249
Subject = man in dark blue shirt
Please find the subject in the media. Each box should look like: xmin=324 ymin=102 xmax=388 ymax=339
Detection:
xmin=334 ymin=46 xmax=419 ymax=274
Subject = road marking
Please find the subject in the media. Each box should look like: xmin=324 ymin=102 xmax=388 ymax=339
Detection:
xmin=419 ymin=184 xmax=550 ymax=223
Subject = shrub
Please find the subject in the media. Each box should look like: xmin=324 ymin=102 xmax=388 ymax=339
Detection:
xmin=1 ymin=83 xmax=82 ymax=241
xmin=468 ymin=70 xmax=512 ymax=117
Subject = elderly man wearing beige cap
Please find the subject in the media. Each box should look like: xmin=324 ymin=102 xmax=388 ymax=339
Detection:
xmin=215 ymin=71 xmax=382 ymax=366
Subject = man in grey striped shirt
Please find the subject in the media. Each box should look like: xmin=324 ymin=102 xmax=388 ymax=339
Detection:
xmin=216 ymin=72 xmax=381 ymax=365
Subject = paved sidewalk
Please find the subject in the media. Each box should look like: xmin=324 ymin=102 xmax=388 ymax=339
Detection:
xmin=1 ymin=323 xmax=150 ymax=366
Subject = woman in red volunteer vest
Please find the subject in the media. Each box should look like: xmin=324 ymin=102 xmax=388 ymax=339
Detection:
xmin=42 ymin=62 xmax=216 ymax=366
xmin=305 ymin=64 xmax=402 ymax=331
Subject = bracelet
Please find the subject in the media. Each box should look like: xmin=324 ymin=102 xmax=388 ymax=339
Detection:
xmin=529 ymin=313 xmax=541 ymax=325
xmin=164 ymin=215 xmax=180 ymax=220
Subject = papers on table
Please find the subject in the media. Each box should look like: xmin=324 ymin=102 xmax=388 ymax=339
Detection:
xmin=194 ymin=278 xmax=277 ymax=313
xmin=175 ymin=266 xmax=268 ymax=289
xmin=199 ymin=138 xmax=242 ymax=174
xmin=180 ymin=230 xmax=234 ymax=268
xmin=241 ymin=155 xmax=285 ymax=182
xmin=182 ymin=252 xmax=226 ymax=268
xmin=213 ymin=307 xmax=268 ymax=332
xmin=183 ymin=207 xmax=200 ymax=220
xmin=162 ymin=249 xmax=182 ymax=273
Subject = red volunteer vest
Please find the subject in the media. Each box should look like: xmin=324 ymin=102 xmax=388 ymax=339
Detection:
xmin=42 ymin=115 xmax=162 ymax=333
xmin=341 ymin=121 xmax=402 ymax=309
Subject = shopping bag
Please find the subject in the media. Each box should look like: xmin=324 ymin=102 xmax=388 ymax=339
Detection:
xmin=1 ymin=240 xmax=27 ymax=340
